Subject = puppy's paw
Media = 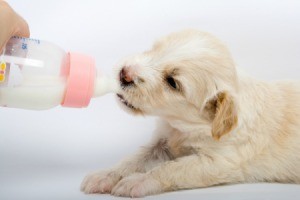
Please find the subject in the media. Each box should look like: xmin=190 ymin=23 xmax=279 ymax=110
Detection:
xmin=80 ymin=170 xmax=121 ymax=194
xmin=111 ymin=173 xmax=162 ymax=198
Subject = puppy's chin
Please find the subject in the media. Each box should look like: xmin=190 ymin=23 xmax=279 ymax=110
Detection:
xmin=116 ymin=94 xmax=144 ymax=115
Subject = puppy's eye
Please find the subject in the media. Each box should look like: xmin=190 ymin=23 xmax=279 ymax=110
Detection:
xmin=166 ymin=76 xmax=177 ymax=89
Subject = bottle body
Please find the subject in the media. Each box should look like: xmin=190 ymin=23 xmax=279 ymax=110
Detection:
xmin=0 ymin=37 xmax=118 ymax=110
xmin=0 ymin=37 xmax=68 ymax=110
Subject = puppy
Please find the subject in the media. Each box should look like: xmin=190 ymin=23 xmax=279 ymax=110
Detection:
xmin=81 ymin=30 xmax=300 ymax=197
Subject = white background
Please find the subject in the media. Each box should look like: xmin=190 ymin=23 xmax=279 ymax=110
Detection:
xmin=1 ymin=0 xmax=300 ymax=199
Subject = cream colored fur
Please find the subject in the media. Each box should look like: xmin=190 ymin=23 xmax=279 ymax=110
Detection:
xmin=81 ymin=30 xmax=300 ymax=197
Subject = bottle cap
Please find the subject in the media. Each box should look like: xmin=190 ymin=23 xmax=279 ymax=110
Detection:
xmin=61 ymin=52 xmax=95 ymax=108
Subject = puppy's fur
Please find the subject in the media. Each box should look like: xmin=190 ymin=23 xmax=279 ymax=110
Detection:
xmin=81 ymin=30 xmax=300 ymax=197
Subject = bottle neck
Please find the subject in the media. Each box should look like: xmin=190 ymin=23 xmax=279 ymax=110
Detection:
xmin=61 ymin=52 xmax=95 ymax=108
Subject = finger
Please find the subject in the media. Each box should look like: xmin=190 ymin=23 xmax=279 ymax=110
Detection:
xmin=0 ymin=31 xmax=10 ymax=54
xmin=13 ymin=15 xmax=30 ymax=38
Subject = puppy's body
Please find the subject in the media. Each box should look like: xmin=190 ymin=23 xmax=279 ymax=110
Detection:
xmin=81 ymin=30 xmax=300 ymax=197
xmin=234 ymin=78 xmax=300 ymax=183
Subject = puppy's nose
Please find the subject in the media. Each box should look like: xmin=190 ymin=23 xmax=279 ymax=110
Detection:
xmin=120 ymin=67 xmax=134 ymax=86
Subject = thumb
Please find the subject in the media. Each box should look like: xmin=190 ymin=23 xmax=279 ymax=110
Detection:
xmin=0 ymin=17 xmax=30 ymax=54
xmin=13 ymin=14 xmax=30 ymax=38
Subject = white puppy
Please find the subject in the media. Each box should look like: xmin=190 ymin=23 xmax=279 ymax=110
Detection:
xmin=81 ymin=30 xmax=300 ymax=197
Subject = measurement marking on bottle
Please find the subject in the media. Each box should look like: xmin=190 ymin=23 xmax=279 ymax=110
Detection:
xmin=22 ymin=43 xmax=28 ymax=50
xmin=13 ymin=36 xmax=41 ymax=44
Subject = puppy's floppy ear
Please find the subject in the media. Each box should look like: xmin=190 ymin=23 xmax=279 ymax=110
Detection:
xmin=206 ymin=92 xmax=238 ymax=140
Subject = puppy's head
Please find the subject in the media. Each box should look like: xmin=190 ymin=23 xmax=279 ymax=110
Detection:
xmin=115 ymin=30 xmax=238 ymax=139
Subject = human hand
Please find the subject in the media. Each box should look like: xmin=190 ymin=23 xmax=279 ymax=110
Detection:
xmin=0 ymin=0 xmax=30 ymax=52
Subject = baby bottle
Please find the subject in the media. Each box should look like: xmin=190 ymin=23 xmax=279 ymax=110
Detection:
xmin=0 ymin=37 xmax=118 ymax=110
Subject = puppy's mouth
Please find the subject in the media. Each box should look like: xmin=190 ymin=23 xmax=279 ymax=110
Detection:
xmin=117 ymin=94 xmax=137 ymax=110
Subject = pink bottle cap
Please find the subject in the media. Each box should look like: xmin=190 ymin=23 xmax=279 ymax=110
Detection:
xmin=61 ymin=52 xmax=96 ymax=108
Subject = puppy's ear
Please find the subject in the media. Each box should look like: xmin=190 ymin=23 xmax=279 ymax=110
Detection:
xmin=206 ymin=92 xmax=238 ymax=140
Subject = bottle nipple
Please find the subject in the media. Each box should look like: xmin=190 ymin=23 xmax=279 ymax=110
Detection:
xmin=93 ymin=75 xmax=119 ymax=97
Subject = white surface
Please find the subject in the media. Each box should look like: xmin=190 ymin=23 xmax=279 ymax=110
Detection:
xmin=1 ymin=0 xmax=300 ymax=199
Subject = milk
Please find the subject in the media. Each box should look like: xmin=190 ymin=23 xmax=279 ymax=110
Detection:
xmin=0 ymin=85 xmax=66 ymax=110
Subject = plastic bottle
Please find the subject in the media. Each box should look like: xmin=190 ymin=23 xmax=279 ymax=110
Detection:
xmin=0 ymin=37 xmax=118 ymax=110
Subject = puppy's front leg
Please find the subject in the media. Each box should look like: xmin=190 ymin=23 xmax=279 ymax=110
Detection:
xmin=81 ymin=120 xmax=173 ymax=194
xmin=111 ymin=154 xmax=244 ymax=197
xmin=80 ymin=138 xmax=171 ymax=194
